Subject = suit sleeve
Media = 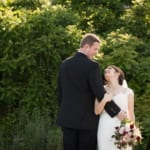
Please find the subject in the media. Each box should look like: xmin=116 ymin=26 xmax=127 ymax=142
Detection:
xmin=87 ymin=63 xmax=121 ymax=117
xmin=87 ymin=63 xmax=105 ymax=101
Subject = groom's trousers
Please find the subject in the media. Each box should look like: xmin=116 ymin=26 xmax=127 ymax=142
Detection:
xmin=62 ymin=127 xmax=97 ymax=150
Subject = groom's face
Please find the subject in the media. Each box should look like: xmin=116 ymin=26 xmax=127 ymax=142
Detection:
xmin=87 ymin=42 xmax=100 ymax=59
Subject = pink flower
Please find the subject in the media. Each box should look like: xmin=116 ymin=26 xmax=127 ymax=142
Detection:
xmin=119 ymin=127 xmax=125 ymax=134
xmin=125 ymin=123 xmax=131 ymax=132
xmin=112 ymin=119 xmax=143 ymax=149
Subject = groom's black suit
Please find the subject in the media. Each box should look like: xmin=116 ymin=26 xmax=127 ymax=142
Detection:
xmin=57 ymin=52 xmax=120 ymax=150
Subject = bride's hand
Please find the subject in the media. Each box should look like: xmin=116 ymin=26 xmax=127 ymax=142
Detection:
xmin=117 ymin=111 xmax=127 ymax=121
xmin=103 ymin=93 xmax=112 ymax=102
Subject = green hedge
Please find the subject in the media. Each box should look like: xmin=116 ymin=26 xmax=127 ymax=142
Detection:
xmin=0 ymin=1 xmax=150 ymax=149
xmin=0 ymin=5 xmax=81 ymax=116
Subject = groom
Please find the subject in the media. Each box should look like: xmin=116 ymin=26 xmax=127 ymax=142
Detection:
xmin=57 ymin=33 xmax=126 ymax=150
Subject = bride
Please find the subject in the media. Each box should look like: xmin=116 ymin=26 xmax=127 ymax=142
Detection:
xmin=95 ymin=65 xmax=135 ymax=150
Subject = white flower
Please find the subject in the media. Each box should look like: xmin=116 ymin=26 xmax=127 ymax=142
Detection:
xmin=134 ymin=127 xmax=142 ymax=137
xmin=119 ymin=126 xmax=125 ymax=134
xmin=125 ymin=123 xmax=131 ymax=132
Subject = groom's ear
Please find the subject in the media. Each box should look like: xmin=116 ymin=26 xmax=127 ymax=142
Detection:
xmin=84 ymin=44 xmax=89 ymax=49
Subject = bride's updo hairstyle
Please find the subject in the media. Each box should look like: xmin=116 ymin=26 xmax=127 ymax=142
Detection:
xmin=108 ymin=65 xmax=125 ymax=85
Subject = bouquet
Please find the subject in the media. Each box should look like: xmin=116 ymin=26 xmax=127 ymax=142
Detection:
xmin=112 ymin=119 xmax=142 ymax=149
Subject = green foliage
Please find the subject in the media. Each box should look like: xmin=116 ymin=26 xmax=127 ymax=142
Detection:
xmin=1 ymin=0 xmax=52 ymax=10
xmin=134 ymin=94 xmax=150 ymax=150
xmin=57 ymin=1 xmax=130 ymax=34
xmin=121 ymin=0 xmax=150 ymax=38
xmin=0 ymin=109 xmax=63 ymax=150
xmin=98 ymin=29 xmax=140 ymax=71
xmin=0 ymin=4 xmax=81 ymax=118
xmin=0 ymin=0 xmax=150 ymax=149
xmin=78 ymin=5 xmax=117 ymax=34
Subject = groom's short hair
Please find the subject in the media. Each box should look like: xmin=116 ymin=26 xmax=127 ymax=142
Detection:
xmin=80 ymin=33 xmax=100 ymax=48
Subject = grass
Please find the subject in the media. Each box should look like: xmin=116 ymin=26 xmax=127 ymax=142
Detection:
xmin=0 ymin=109 xmax=63 ymax=150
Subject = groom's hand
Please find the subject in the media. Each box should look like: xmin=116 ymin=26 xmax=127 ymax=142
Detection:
xmin=117 ymin=111 xmax=127 ymax=121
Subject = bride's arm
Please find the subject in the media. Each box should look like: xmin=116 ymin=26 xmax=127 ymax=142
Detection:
xmin=94 ymin=93 xmax=112 ymax=115
xmin=128 ymin=92 xmax=135 ymax=122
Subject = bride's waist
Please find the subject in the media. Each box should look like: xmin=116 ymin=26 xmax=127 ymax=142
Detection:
xmin=100 ymin=111 xmax=119 ymax=120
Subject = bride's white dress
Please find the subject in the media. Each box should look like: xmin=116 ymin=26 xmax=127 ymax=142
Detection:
xmin=97 ymin=88 xmax=133 ymax=150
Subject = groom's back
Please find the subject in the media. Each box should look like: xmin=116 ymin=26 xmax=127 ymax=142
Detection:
xmin=57 ymin=52 xmax=100 ymax=130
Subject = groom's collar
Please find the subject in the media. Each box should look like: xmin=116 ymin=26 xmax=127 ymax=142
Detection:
xmin=76 ymin=50 xmax=88 ymax=58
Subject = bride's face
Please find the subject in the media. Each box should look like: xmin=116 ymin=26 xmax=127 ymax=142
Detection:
xmin=104 ymin=66 xmax=119 ymax=82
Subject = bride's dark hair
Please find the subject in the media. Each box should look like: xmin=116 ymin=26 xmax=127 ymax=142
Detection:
xmin=105 ymin=65 xmax=125 ymax=85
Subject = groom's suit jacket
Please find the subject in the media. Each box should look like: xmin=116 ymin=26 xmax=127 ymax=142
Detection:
xmin=57 ymin=52 xmax=120 ymax=130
